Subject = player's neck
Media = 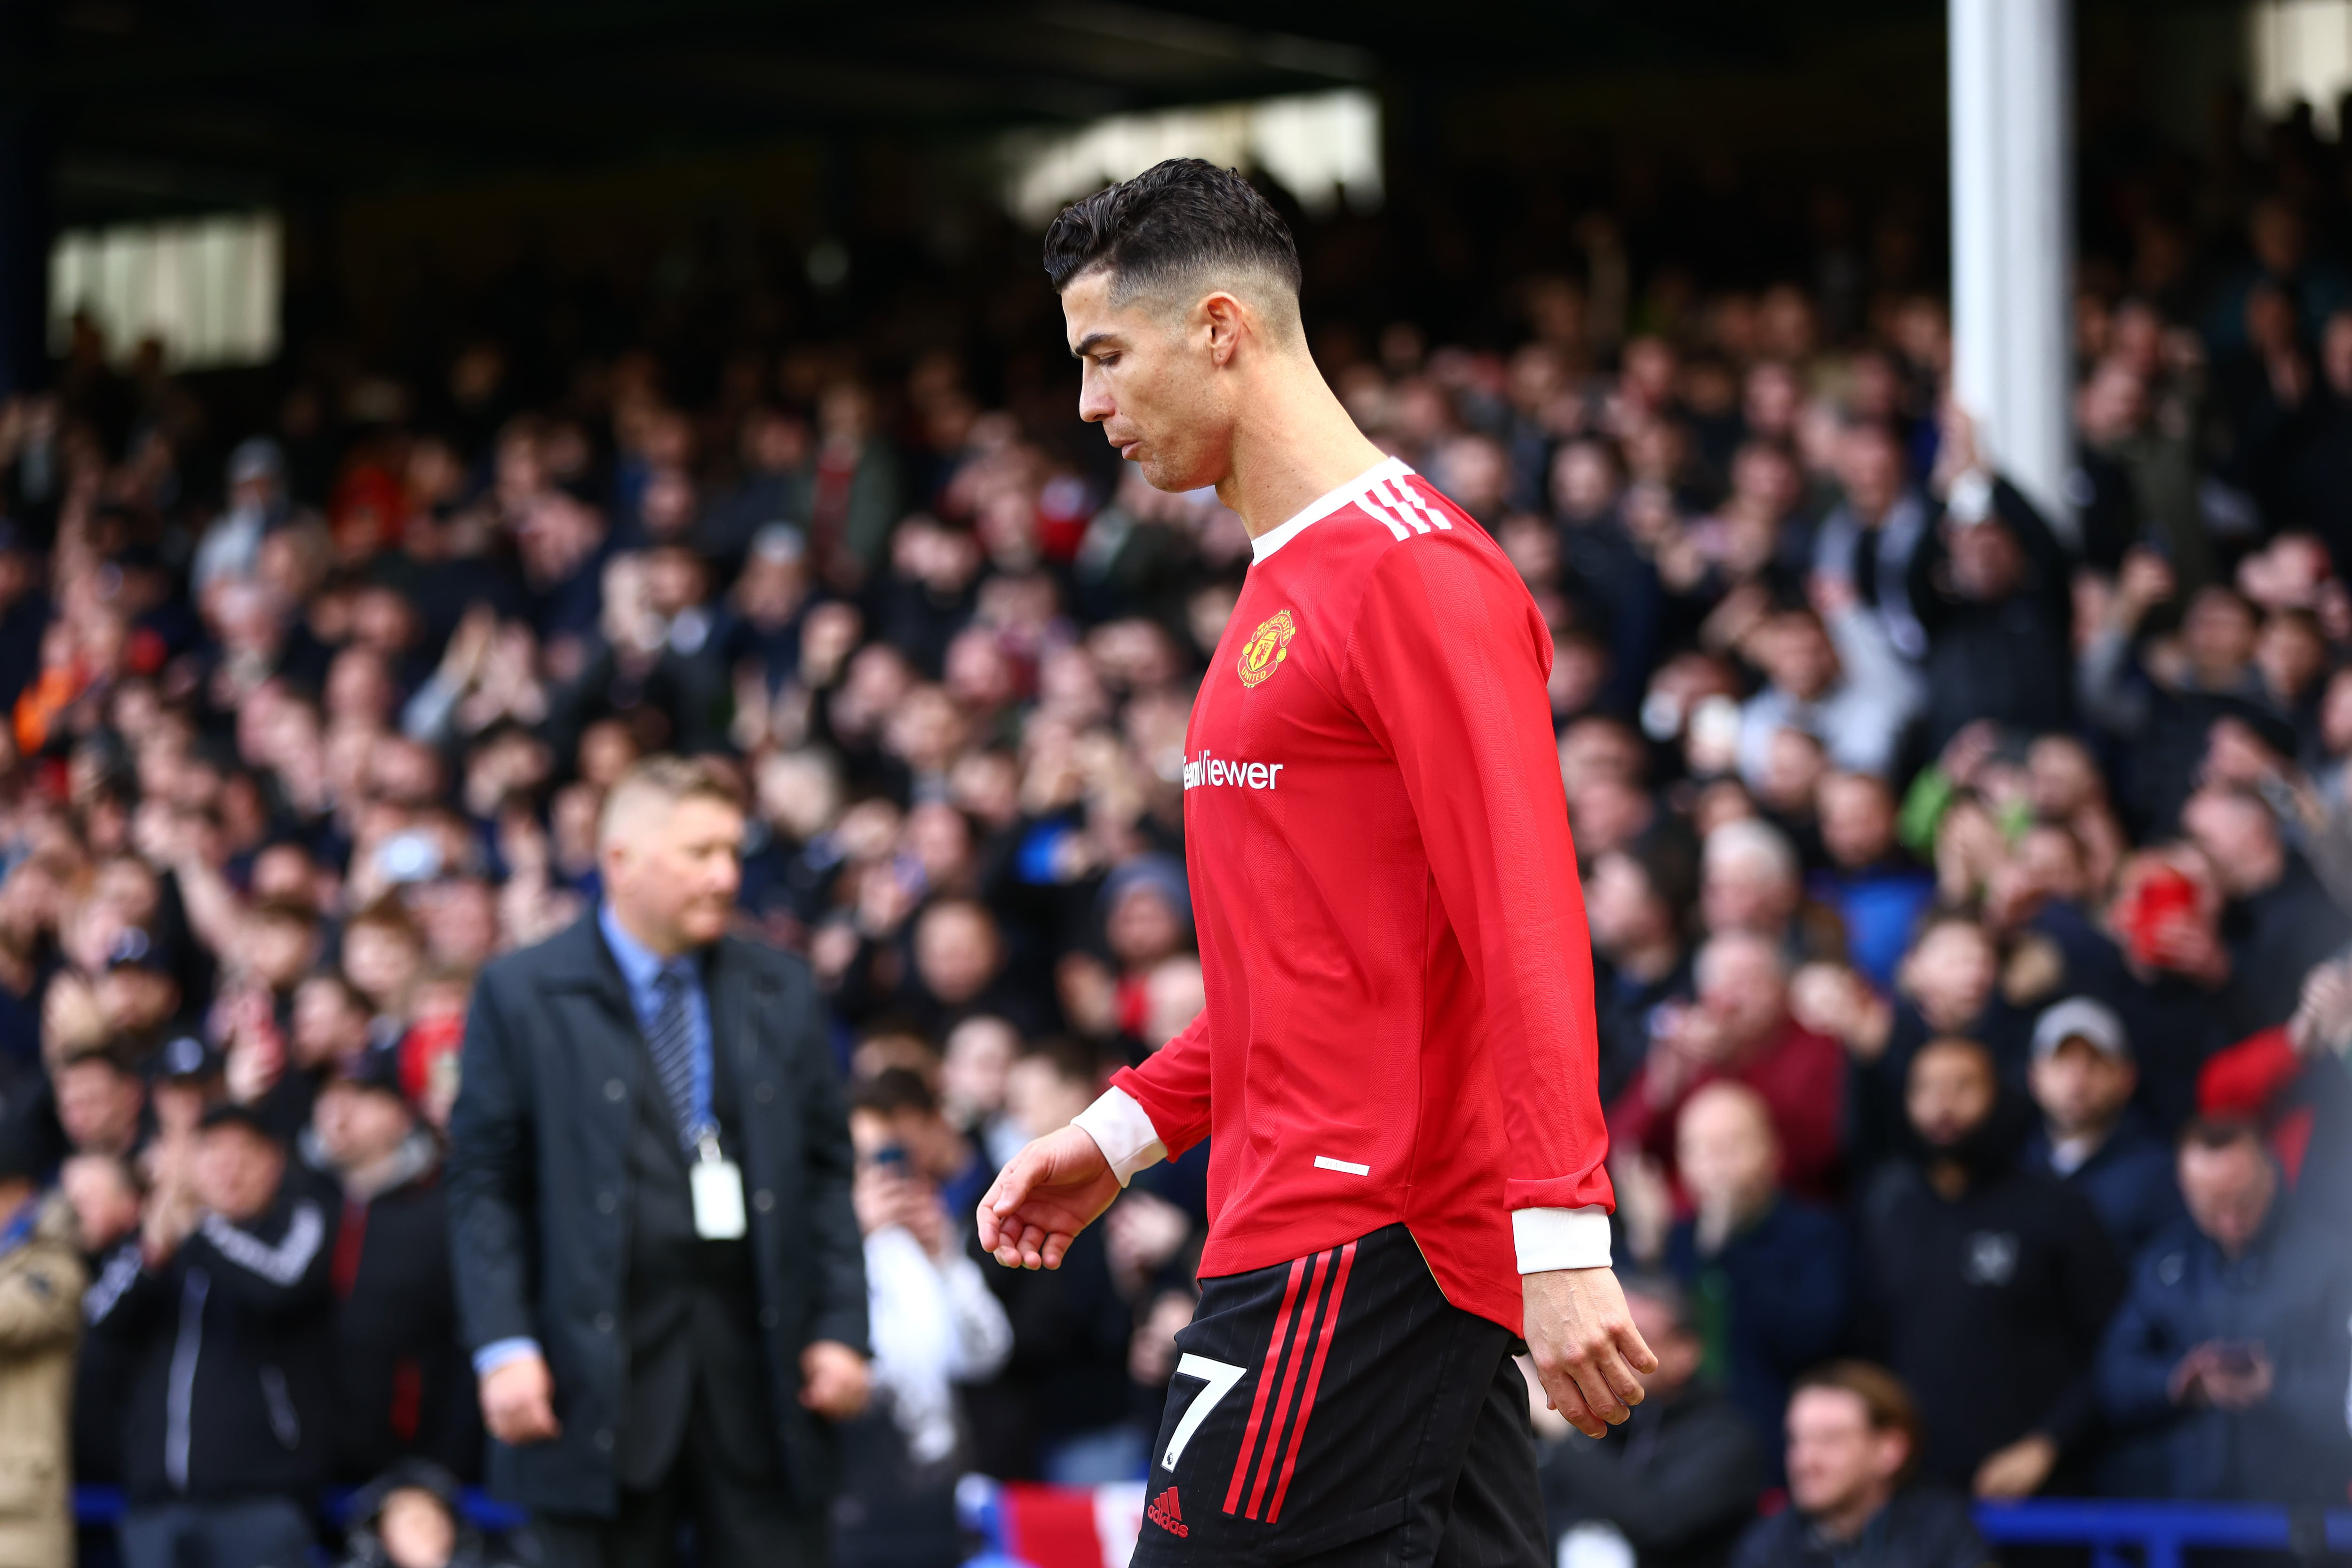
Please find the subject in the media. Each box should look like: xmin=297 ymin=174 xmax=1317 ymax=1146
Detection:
xmin=1215 ymin=358 xmax=1388 ymax=541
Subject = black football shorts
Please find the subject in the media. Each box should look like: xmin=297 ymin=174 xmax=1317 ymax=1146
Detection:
xmin=1131 ymin=1223 xmax=1548 ymax=1568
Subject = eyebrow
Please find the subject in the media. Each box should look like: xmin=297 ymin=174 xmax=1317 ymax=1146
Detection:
xmin=1071 ymin=331 xmax=1120 ymax=360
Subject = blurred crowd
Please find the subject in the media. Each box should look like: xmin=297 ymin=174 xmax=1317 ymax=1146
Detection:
xmin=1 ymin=96 xmax=2352 ymax=1568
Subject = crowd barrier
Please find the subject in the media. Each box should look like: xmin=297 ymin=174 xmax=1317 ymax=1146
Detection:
xmin=71 ymin=1480 xmax=2352 ymax=1566
xmin=73 ymin=1484 xmax=528 ymax=1533
xmin=954 ymin=1480 xmax=2352 ymax=1568
xmin=1975 ymin=1498 xmax=2352 ymax=1568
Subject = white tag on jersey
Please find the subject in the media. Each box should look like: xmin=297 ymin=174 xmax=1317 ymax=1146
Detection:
xmin=690 ymin=1159 xmax=748 ymax=1239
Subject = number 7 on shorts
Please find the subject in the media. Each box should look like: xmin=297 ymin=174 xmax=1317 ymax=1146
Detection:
xmin=1160 ymin=1353 xmax=1246 ymax=1471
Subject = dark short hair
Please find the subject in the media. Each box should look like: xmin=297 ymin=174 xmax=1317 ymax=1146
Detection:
xmin=1609 ymin=830 xmax=1698 ymax=920
xmin=1792 ymin=1361 xmax=1923 ymax=1484
xmin=2178 ymin=1114 xmax=2266 ymax=1155
xmin=1910 ymin=1034 xmax=1996 ymax=1086
xmin=197 ymin=1101 xmax=280 ymax=1144
xmin=851 ymin=1067 xmax=938 ymax=1120
xmin=253 ymin=899 xmax=319 ymax=931
xmin=1042 ymin=158 xmax=1301 ymax=304
xmin=300 ymin=970 xmax=373 ymax=1015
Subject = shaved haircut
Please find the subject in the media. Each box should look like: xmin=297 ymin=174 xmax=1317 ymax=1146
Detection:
xmin=1044 ymin=157 xmax=1305 ymax=341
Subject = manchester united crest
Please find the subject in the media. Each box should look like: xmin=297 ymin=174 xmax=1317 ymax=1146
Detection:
xmin=1237 ymin=609 xmax=1296 ymax=687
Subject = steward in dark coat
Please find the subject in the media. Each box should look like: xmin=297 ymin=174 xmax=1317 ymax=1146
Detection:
xmin=444 ymin=915 xmax=866 ymax=1520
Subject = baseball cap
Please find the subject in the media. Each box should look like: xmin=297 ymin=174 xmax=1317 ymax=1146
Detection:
xmin=2031 ymin=996 xmax=2130 ymax=1063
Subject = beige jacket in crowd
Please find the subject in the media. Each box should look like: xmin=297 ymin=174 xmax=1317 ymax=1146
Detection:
xmin=0 ymin=1193 xmax=84 ymax=1568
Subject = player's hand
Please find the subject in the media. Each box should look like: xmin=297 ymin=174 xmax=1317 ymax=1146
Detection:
xmin=977 ymin=1123 xmax=1122 ymax=1270
xmin=1522 ymin=1266 xmax=1659 ymax=1440
xmin=480 ymin=1353 xmax=562 ymax=1447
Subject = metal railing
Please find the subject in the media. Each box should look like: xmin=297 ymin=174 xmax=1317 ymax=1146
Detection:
xmin=1974 ymin=1499 xmax=2352 ymax=1568
xmin=73 ymin=1484 xmax=527 ymax=1533
xmin=71 ymin=1482 xmax=2352 ymax=1568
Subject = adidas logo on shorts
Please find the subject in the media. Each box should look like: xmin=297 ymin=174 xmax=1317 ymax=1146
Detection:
xmin=1146 ymin=1486 xmax=1188 ymax=1537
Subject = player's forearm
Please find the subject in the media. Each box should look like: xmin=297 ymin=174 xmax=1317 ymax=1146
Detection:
xmin=1456 ymin=793 xmax=1618 ymax=1213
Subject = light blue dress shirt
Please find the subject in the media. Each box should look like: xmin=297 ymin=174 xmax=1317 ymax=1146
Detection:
xmin=597 ymin=903 xmax=715 ymax=1140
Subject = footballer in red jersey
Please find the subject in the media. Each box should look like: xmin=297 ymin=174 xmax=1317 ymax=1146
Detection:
xmin=977 ymin=159 xmax=1656 ymax=1567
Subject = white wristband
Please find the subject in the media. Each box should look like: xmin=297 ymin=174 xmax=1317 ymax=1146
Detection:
xmin=1513 ymin=1207 xmax=1613 ymax=1273
xmin=1070 ymin=1087 xmax=1168 ymax=1187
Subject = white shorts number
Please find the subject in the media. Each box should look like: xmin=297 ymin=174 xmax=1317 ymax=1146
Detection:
xmin=1160 ymin=1353 xmax=1247 ymax=1472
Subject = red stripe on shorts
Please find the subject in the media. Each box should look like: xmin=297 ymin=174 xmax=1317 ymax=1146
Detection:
xmin=1265 ymin=1239 xmax=1357 ymax=1523
xmin=1247 ymin=1249 xmax=1333 ymax=1519
xmin=1224 ymin=1255 xmax=1308 ymax=1516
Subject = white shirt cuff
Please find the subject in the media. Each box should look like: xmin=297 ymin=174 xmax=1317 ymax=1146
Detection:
xmin=1071 ymin=1087 xmax=1168 ymax=1187
xmin=1513 ymin=1207 xmax=1613 ymax=1273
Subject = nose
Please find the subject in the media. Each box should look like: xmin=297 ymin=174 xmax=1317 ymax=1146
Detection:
xmin=1078 ymin=365 xmax=1113 ymax=426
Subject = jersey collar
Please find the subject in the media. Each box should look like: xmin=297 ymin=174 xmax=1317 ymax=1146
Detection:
xmin=1249 ymin=455 xmax=1414 ymax=564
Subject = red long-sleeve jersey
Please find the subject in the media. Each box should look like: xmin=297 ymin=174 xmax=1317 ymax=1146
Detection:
xmin=1077 ymin=457 xmax=1614 ymax=1334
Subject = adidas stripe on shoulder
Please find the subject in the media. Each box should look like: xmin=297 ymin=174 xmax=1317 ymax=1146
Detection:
xmin=1356 ymin=471 xmax=1453 ymax=542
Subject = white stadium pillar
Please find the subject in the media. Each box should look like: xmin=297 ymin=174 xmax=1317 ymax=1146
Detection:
xmin=1949 ymin=0 xmax=2075 ymax=543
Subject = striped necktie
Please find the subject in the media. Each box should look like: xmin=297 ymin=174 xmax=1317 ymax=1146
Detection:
xmin=644 ymin=964 xmax=699 ymax=1148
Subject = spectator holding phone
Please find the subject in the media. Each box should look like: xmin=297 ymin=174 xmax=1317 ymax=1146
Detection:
xmin=835 ymin=1075 xmax=1011 ymax=1567
xmin=2095 ymin=1117 xmax=2352 ymax=1500
xmin=2092 ymin=850 xmax=2236 ymax=1134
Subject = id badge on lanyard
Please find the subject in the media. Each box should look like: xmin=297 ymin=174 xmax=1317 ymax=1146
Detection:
xmin=688 ymin=1125 xmax=747 ymax=1239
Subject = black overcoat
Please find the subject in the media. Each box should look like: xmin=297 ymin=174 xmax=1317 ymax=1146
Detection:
xmin=445 ymin=916 xmax=867 ymax=1516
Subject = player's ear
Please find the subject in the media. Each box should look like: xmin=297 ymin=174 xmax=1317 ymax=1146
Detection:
xmin=1199 ymin=290 xmax=1247 ymax=367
